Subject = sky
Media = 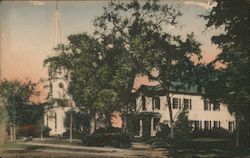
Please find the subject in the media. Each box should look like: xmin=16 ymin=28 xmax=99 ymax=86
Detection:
xmin=0 ymin=0 xmax=223 ymax=84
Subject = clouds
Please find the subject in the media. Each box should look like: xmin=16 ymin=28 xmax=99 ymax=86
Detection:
xmin=29 ymin=1 xmax=46 ymax=6
xmin=184 ymin=1 xmax=217 ymax=10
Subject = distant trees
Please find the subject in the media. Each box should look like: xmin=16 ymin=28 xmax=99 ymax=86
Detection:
xmin=202 ymin=0 xmax=250 ymax=147
xmin=0 ymin=80 xmax=41 ymax=140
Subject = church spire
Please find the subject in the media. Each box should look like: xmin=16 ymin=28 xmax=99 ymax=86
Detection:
xmin=52 ymin=1 xmax=62 ymax=49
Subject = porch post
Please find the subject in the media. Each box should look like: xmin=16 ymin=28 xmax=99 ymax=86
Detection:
xmin=150 ymin=117 xmax=154 ymax=136
xmin=139 ymin=119 xmax=143 ymax=136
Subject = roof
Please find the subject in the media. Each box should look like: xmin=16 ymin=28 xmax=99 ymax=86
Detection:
xmin=136 ymin=82 xmax=205 ymax=96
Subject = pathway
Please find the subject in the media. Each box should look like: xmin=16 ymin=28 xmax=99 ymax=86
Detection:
xmin=1 ymin=141 xmax=170 ymax=158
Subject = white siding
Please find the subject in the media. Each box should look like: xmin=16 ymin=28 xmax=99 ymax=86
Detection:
xmin=136 ymin=93 xmax=235 ymax=131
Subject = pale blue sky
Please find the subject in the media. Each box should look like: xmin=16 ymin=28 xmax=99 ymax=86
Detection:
xmin=0 ymin=1 xmax=222 ymax=81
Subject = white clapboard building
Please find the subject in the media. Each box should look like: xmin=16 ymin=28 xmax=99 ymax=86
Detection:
xmin=43 ymin=2 xmax=74 ymax=136
xmin=129 ymin=82 xmax=235 ymax=137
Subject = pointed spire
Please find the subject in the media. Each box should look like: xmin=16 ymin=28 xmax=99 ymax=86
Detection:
xmin=52 ymin=1 xmax=62 ymax=50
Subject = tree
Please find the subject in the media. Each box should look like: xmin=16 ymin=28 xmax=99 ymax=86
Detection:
xmin=203 ymin=0 xmax=250 ymax=146
xmin=0 ymin=80 xmax=37 ymax=141
xmin=64 ymin=110 xmax=90 ymax=137
xmin=174 ymin=109 xmax=192 ymax=145
xmin=44 ymin=34 xmax=122 ymax=134
xmin=94 ymin=0 xmax=201 ymax=138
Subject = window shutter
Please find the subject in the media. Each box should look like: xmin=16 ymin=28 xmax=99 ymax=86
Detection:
xmin=179 ymin=98 xmax=181 ymax=109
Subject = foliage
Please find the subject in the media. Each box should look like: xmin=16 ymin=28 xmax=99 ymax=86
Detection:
xmin=192 ymin=127 xmax=231 ymax=138
xmin=156 ymin=122 xmax=170 ymax=138
xmin=17 ymin=124 xmax=41 ymax=137
xmin=174 ymin=109 xmax=192 ymax=145
xmin=94 ymin=0 xmax=201 ymax=138
xmin=202 ymin=0 xmax=250 ymax=146
xmin=0 ymin=80 xmax=38 ymax=126
xmin=42 ymin=126 xmax=51 ymax=137
xmin=45 ymin=0 xmax=201 ymax=135
xmin=82 ymin=133 xmax=131 ymax=148
xmin=64 ymin=110 xmax=90 ymax=134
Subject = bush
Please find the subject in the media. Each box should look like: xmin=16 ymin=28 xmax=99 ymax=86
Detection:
xmin=174 ymin=109 xmax=192 ymax=145
xmin=82 ymin=133 xmax=131 ymax=148
xmin=42 ymin=126 xmax=51 ymax=137
xmin=17 ymin=124 xmax=41 ymax=137
xmin=156 ymin=122 xmax=170 ymax=138
xmin=192 ymin=127 xmax=231 ymax=138
xmin=95 ymin=126 xmax=122 ymax=134
xmin=62 ymin=130 xmax=85 ymax=139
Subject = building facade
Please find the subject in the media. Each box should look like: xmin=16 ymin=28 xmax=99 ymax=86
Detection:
xmin=44 ymin=68 xmax=74 ymax=136
xmin=129 ymin=84 xmax=235 ymax=137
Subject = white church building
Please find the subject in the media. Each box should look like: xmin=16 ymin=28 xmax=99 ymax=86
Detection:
xmin=43 ymin=2 xmax=74 ymax=136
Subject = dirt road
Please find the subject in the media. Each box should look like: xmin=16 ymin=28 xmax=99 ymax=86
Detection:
xmin=1 ymin=142 xmax=169 ymax=158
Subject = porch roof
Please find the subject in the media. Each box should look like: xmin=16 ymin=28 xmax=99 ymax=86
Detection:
xmin=133 ymin=111 xmax=161 ymax=118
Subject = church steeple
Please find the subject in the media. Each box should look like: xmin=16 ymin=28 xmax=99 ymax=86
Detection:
xmin=52 ymin=1 xmax=62 ymax=50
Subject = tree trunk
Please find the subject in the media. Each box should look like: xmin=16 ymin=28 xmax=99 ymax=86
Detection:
xmin=69 ymin=110 xmax=73 ymax=142
xmin=90 ymin=112 xmax=96 ymax=134
xmin=236 ymin=115 xmax=240 ymax=146
xmin=166 ymin=94 xmax=174 ymax=138
xmin=40 ymin=119 xmax=44 ymax=141
xmin=10 ymin=125 xmax=13 ymax=141
xmin=13 ymin=121 xmax=16 ymax=141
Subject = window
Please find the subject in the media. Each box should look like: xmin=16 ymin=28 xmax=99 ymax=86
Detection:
xmin=142 ymin=96 xmax=146 ymax=111
xmin=228 ymin=121 xmax=235 ymax=132
xmin=213 ymin=104 xmax=220 ymax=111
xmin=172 ymin=98 xmax=179 ymax=109
xmin=204 ymin=121 xmax=212 ymax=130
xmin=152 ymin=97 xmax=160 ymax=110
xmin=193 ymin=121 xmax=200 ymax=131
xmin=204 ymin=99 xmax=211 ymax=111
xmin=153 ymin=118 xmax=160 ymax=131
xmin=58 ymin=91 xmax=66 ymax=99
xmin=184 ymin=99 xmax=192 ymax=110
xmin=58 ymin=82 xmax=64 ymax=89
xmin=213 ymin=121 xmax=220 ymax=128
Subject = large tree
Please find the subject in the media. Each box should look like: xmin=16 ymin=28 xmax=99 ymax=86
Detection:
xmin=94 ymin=0 xmax=201 ymax=138
xmin=0 ymin=80 xmax=37 ymax=141
xmin=44 ymin=34 xmax=123 ymax=134
xmin=203 ymin=0 xmax=250 ymax=146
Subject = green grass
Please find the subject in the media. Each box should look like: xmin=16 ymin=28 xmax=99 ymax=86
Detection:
xmin=147 ymin=137 xmax=250 ymax=158
xmin=3 ymin=142 xmax=33 ymax=149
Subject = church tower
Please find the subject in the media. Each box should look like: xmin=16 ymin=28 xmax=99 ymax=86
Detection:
xmin=50 ymin=1 xmax=68 ymax=100
xmin=45 ymin=1 xmax=72 ymax=136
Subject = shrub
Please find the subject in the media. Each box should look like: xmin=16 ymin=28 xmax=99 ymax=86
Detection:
xmin=156 ymin=122 xmax=170 ymax=138
xmin=82 ymin=133 xmax=131 ymax=148
xmin=174 ymin=109 xmax=192 ymax=145
xmin=62 ymin=130 xmax=85 ymax=139
xmin=192 ymin=127 xmax=231 ymax=138
xmin=42 ymin=126 xmax=51 ymax=137
xmin=17 ymin=124 xmax=41 ymax=137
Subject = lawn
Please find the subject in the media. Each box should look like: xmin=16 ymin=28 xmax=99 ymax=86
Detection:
xmin=147 ymin=137 xmax=250 ymax=158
